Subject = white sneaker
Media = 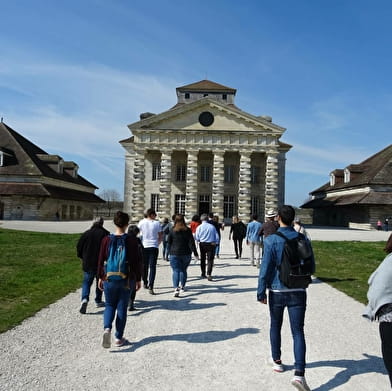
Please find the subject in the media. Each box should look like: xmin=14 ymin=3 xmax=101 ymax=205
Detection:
xmin=291 ymin=376 xmax=311 ymax=391
xmin=173 ymin=288 xmax=180 ymax=297
xmin=102 ymin=329 xmax=111 ymax=348
xmin=268 ymin=357 xmax=284 ymax=372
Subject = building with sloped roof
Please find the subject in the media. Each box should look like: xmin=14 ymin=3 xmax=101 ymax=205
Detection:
xmin=0 ymin=121 xmax=104 ymax=220
xmin=301 ymin=145 xmax=392 ymax=229
xmin=121 ymin=79 xmax=291 ymax=223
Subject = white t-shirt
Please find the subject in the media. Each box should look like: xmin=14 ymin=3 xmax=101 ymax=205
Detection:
xmin=138 ymin=218 xmax=162 ymax=248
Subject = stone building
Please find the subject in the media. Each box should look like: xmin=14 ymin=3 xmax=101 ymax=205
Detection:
xmin=121 ymin=80 xmax=291 ymax=223
xmin=0 ymin=122 xmax=104 ymax=220
xmin=301 ymin=144 xmax=392 ymax=229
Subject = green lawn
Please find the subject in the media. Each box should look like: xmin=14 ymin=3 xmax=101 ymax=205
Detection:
xmin=0 ymin=229 xmax=387 ymax=333
xmin=0 ymin=228 xmax=81 ymax=333
xmin=312 ymin=240 xmax=386 ymax=303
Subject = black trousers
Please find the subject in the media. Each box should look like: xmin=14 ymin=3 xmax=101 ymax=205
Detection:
xmin=380 ymin=322 xmax=392 ymax=387
xmin=233 ymin=238 xmax=244 ymax=258
xmin=199 ymin=242 xmax=215 ymax=276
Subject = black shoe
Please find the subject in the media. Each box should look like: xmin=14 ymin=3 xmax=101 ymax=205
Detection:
xmin=207 ymin=275 xmax=213 ymax=281
xmin=201 ymin=274 xmax=206 ymax=279
xmin=128 ymin=305 xmax=136 ymax=311
xmin=149 ymin=288 xmax=155 ymax=295
xmin=235 ymin=255 xmax=239 ymax=259
xmin=144 ymin=284 xmax=149 ymax=289
xmin=79 ymin=301 xmax=87 ymax=314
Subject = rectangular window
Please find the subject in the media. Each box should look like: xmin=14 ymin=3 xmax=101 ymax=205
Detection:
xmin=175 ymin=194 xmax=186 ymax=215
xmin=200 ymin=165 xmax=211 ymax=182
xmin=151 ymin=194 xmax=160 ymax=212
xmin=251 ymin=196 xmax=261 ymax=216
xmin=224 ymin=195 xmax=235 ymax=219
xmin=152 ymin=162 xmax=161 ymax=181
xmin=222 ymin=94 xmax=227 ymax=100
xmin=251 ymin=166 xmax=261 ymax=184
xmin=224 ymin=165 xmax=235 ymax=183
xmin=176 ymin=164 xmax=186 ymax=182
xmin=185 ymin=93 xmax=190 ymax=99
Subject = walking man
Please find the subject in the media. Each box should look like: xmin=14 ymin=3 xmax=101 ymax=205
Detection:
xmin=195 ymin=213 xmax=220 ymax=281
xmin=76 ymin=217 xmax=109 ymax=314
xmin=138 ymin=208 xmax=162 ymax=295
xmin=246 ymin=214 xmax=262 ymax=267
xmin=257 ymin=205 xmax=315 ymax=391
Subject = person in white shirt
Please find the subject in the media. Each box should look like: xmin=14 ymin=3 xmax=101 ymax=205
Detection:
xmin=138 ymin=208 xmax=162 ymax=295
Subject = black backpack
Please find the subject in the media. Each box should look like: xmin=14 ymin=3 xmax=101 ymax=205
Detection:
xmin=275 ymin=231 xmax=314 ymax=289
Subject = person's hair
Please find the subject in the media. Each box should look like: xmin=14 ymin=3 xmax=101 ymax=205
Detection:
xmin=192 ymin=214 xmax=200 ymax=222
xmin=163 ymin=217 xmax=169 ymax=224
xmin=91 ymin=216 xmax=104 ymax=229
xmin=252 ymin=214 xmax=258 ymax=221
xmin=208 ymin=212 xmax=214 ymax=219
xmin=213 ymin=215 xmax=219 ymax=222
xmin=173 ymin=214 xmax=188 ymax=231
xmin=232 ymin=215 xmax=239 ymax=223
xmin=200 ymin=213 xmax=208 ymax=221
xmin=127 ymin=224 xmax=140 ymax=236
xmin=278 ymin=205 xmax=295 ymax=226
xmin=384 ymin=233 xmax=392 ymax=254
xmin=146 ymin=208 xmax=156 ymax=218
xmin=113 ymin=211 xmax=129 ymax=228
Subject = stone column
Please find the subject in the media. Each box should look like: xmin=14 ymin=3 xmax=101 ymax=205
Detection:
xmin=185 ymin=150 xmax=199 ymax=222
xmin=238 ymin=151 xmax=252 ymax=221
xmin=212 ymin=151 xmax=225 ymax=218
xmin=131 ymin=148 xmax=146 ymax=222
xmin=264 ymin=152 xmax=279 ymax=213
xmin=159 ymin=150 xmax=172 ymax=217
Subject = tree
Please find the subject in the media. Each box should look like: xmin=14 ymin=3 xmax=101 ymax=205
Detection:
xmin=98 ymin=189 xmax=122 ymax=217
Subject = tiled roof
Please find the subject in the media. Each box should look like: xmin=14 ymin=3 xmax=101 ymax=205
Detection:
xmin=0 ymin=182 xmax=104 ymax=203
xmin=0 ymin=122 xmax=97 ymax=189
xmin=176 ymin=80 xmax=236 ymax=94
xmin=301 ymin=191 xmax=392 ymax=208
xmin=310 ymin=144 xmax=392 ymax=194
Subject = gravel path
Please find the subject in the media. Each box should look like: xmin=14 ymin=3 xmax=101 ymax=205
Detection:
xmin=0 ymin=222 xmax=390 ymax=390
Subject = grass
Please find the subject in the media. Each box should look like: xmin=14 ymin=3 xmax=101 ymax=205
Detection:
xmin=312 ymin=240 xmax=386 ymax=304
xmin=0 ymin=228 xmax=81 ymax=333
xmin=0 ymin=229 xmax=388 ymax=333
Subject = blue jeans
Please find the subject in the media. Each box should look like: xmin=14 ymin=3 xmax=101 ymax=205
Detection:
xmin=103 ymin=279 xmax=131 ymax=339
xmin=162 ymin=241 xmax=170 ymax=260
xmin=81 ymin=271 xmax=103 ymax=303
xmin=143 ymin=247 xmax=159 ymax=288
xmin=268 ymin=290 xmax=307 ymax=372
xmin=170 ymin=254 xmax=191 ymax=288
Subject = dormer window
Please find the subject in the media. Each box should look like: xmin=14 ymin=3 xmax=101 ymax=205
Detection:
xmin=330 ymin=173 xmax=335 ymax=186
xmin=344 ymin=168 xmax=350 ymax=183
xmin=185 ymin=93 xmax=190 ymax=99
xmin=222 ymin=94 xmax=227 ymax=100
xmin=203 ymin=93 xmax=208 ymax=97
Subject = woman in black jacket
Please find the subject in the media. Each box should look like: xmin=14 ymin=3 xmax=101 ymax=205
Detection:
xmin=168 ymin=214 xmax=199 ymax=297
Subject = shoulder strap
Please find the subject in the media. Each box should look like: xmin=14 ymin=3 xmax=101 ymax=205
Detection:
xmin=274 ymin=231 xmax=288 ymax=241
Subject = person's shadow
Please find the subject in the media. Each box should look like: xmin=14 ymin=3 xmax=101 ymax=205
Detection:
xmin=112 ymin=327 xmax=259 ymax=353
xmin=308 ymin=353 xmax=387 ymax=390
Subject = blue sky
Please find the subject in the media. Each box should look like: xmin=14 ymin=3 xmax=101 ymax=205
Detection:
xmin=1 ymin=0 xmax=391 ymax=207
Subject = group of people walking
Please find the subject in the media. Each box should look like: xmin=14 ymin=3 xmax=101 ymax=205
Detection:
xmin=75 ymin=206 xmax=392 ymax=391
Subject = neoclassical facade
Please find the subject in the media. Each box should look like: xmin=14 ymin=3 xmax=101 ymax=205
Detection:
xmin=121 ymin=80 xmax=291 ymax=223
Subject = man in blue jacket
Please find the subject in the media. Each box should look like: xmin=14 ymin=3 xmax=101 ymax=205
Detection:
xmin=246 ymin=214 xmax=262 ymax=267
xmin=257 ymin=205 xmax=315 ymax=391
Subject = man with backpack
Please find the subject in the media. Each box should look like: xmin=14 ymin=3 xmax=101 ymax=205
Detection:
xmin=97 ymin=211 xmax=143 ymax=348
xmin=257 ymin=205 xmax=315 ymax=391
xmin=76 ymin=217 xmax=109 ymax=314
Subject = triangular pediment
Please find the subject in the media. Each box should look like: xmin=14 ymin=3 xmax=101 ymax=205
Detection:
xmin=128 ymin=98 xmax=285 ymax=134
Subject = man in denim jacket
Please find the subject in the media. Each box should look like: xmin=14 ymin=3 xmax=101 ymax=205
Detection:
xmin=257 ymin=205 xmax=315 ymax=391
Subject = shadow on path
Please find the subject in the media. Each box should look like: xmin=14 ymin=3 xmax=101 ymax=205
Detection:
xmin=112 ymin=327 xmax=260 ymax=353
xmin=308 ymin=353 xmax=387 ymax=390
